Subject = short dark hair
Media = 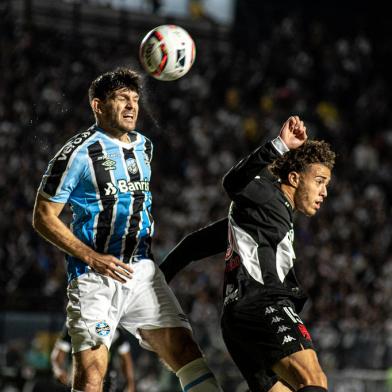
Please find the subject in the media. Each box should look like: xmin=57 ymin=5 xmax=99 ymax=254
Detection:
xmin=88 ymin=67 xmax=142 ymax=102
xmin=270 ymin=140 xmax=336 ymax=181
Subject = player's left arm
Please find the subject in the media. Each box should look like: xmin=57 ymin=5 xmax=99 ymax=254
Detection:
xmin=159 ymin=218 xmax=228 ymax=283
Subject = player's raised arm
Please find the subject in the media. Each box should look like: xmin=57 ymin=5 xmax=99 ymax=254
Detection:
xmin=279 ymin=115 xmax=307 ymax=150
xmin=222 ymin=115 xmax=306 ymax=199
xmin=32 ymin=194 xmax=133 ymax=283
xmin=159 ymin=218 xmax=228 ymax=283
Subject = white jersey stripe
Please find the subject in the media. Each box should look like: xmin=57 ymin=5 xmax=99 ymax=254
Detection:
xmin=229 ymin=216 xmax=264 ymax=284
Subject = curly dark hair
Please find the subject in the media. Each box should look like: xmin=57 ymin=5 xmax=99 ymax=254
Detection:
xmin=88 ymin=67 xmax=142 ymax=102
xmin=269 ymin=140 xmax=336 ymax=182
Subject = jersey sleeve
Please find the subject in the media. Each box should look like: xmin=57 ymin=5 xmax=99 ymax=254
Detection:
xmin=38 ymin=143 xmax=87 ymax=203
xmin=222 ymin=138 xmax=286 ymax=200
xmin=159 ymin=218 xmax=228 ymax=282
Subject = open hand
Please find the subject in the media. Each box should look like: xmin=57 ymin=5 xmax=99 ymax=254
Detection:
xmin=87 ymin=252 xmax=133 ymax=283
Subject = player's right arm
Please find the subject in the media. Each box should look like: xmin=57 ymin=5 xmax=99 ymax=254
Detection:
xmin=32 ymin=195 xmax=133 ymax=283
xmin=33 ymin=133 xmax=132 ymax=283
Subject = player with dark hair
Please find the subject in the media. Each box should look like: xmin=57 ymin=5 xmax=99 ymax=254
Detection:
xmin=160 ymin=116 xmax=335 ymax=392
xmin=33 ymin=67 xmax=222 ymax=392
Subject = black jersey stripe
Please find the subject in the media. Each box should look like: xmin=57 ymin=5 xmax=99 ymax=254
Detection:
xmin=88 ymin=141 xmax=116 ymax=253
xmin=42 ymin=129 xmax=95 ymax=197
xmin=122 ymin=148 xmax=146 ymax=263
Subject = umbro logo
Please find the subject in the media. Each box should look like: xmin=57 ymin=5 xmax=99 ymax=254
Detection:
xmin=277 ymin=325 xmax=290 ymax=333
xmin=282 ymin=335 xmax=296 ymax=344
xmin=271 ymin=316 xmax=284 ymax=324
xmin=101 ymin=158 xmax=116 ymax=171
xmin=265 ymin=306 xmax=277 ymax=315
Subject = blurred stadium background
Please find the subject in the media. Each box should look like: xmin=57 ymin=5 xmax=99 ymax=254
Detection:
xmin=1 ymin=0 xmax=392 ymax=391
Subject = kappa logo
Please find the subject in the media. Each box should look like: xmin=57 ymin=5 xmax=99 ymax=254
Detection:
xmin=265 ymin=306 xmax=277 ymax=315
xmin=277 ymin=325 xmax=291 ymax=333
xmin=95 ymin=321 xmax=110 ymax=337
xmin=282 ymin=335 xmax=296 ymax=345
xmin=271 ymin=316 xmax=284 ymax=324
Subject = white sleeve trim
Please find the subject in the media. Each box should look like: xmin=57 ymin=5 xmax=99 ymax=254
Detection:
xmin=271 ymin=137 xmax=289 ymax=155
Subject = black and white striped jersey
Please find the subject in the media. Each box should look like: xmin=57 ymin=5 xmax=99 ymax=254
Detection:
xmin=38 ymin=124 xmax=154 ymax=281
xmin=222 ymin=139 xmax=307 ymax=310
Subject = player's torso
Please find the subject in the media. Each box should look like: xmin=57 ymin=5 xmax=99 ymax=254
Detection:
xmin=51 ymin=126 xmax=154 ymax=280
xmin=224 ymin=178 xmax=305 ymax=307
xmin=71 ymin=128 xmax=153 ymax=243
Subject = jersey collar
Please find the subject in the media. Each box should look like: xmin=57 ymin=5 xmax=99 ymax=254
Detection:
xmin=93 ymin=124 xmax=140 ymax=149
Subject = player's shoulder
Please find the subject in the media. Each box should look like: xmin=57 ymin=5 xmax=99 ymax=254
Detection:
xmin=132 ymin=129 xmax=153 ymax=147
xmin=56 ymin=126 xmax=97 ymax=156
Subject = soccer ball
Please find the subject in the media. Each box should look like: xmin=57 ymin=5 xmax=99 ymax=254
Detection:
xmin=139 ymin=24 xmax=196 ymax=81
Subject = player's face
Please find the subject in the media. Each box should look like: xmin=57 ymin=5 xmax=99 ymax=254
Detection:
xmin=102 ymin=88 xmax=139 ymax=133
xmin=294 ymin=163 xmax=331 ymax=217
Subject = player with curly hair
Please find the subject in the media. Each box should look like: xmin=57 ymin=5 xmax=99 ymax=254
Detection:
xmin=160 ymin=116 xmax=335 ymax=392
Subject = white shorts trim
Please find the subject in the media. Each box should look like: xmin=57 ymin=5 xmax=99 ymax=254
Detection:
xmin=66 ymin=259 xmax=191 ymax=353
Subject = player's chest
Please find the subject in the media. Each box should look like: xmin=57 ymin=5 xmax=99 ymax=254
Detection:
xmin=86 ymin=144 xmax=152 ymax=190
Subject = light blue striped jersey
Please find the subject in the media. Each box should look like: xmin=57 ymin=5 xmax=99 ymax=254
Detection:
xmin=38 ymin=125 xmax=154 ymax=281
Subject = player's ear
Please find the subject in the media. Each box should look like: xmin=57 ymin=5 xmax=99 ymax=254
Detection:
xmin=288 ymin=171 xmax=300 ymax=188
xmin=91 ymin=98 xmax=104 ymax=115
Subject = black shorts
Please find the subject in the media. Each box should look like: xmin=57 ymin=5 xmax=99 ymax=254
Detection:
xmin=221 ymin=298 xmax=314 ymax=392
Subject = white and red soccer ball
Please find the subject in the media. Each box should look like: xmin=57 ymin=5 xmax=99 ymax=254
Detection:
xmin=139 ymin=24 xmax=196 ymax=81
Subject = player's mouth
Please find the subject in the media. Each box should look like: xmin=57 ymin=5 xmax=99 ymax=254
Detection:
xmin=123 ymin=112 xmax=135 ymax=121
xmin=314 ymin=200 xmax=323 ymax=210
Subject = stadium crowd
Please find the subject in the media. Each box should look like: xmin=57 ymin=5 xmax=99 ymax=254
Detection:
xmin=2 ymin=1 xmax=392 ymax=391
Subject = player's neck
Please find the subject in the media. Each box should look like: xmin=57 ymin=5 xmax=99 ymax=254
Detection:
xmin=280 ymin=183 xmax=295 ymax=209
xmin=97 ymin=123 xmax=131 ymax=143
